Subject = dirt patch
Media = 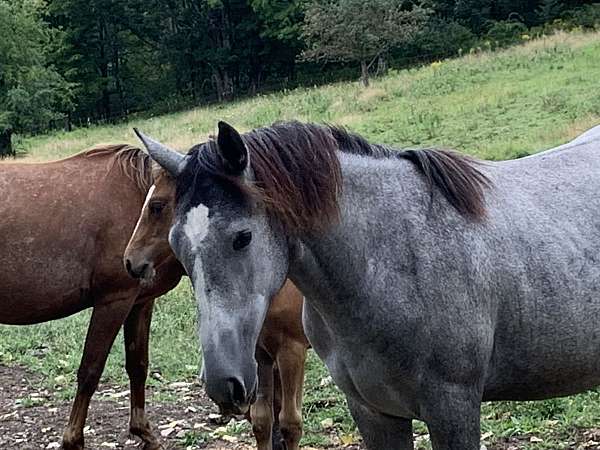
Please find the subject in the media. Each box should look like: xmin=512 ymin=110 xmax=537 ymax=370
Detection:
xmin=0 ymin=364 xmax=239 ymax=449
xmin=0 ymin=365 xmax=362 ymax=450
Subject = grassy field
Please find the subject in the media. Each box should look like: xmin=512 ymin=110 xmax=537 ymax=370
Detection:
xmin=2 ymin=29 xmax=600 ymax=449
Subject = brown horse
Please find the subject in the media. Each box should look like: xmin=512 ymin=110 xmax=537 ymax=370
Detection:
xmin=0 ymin=146 xmax=184 ymax=450
xmin=123 ymin=167 xmax=310 ymax=450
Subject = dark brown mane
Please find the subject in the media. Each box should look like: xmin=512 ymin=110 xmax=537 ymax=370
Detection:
xmin=328 ymin=125 xmax=491 ymax=218
xmin=84 ymin=144 xmax=153 ymax=193
xmin=242 ymin=123 xmax=342 ymax=234
xmin=396 ymin=148 xmax=491 ymax=219
xmin=186 ymin=122 xmax=491 ymax=234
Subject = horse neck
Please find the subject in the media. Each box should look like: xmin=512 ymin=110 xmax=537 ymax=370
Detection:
xmin=288 ymin=153 xmax=425 ymax=312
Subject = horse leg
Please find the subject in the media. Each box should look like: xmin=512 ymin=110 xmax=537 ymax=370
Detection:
xmin=199 ymin=355 xmax=206 ymax=386
xmin=63 ymin=297 xmax=135 ymax=450
xmin=347 ymin=398 xmax=414 ymax=450
xmin=271 ymin=365 xmax=284 ymax=450
xmin=422 ymin=386 xmax=481 ymax=450
xmin=276 ymin=342 xmax=307 ymax=450
xmin=250 ymin=346 xmax=275 ymax=450
xmin=124 ymin=300 xmax=162 ymax=450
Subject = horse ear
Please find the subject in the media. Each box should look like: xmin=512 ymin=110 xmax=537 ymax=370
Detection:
xmin=133 ymin=128 xmax=184 ymax=177
xmin=217 ymin=121 xmax=248 ymax=175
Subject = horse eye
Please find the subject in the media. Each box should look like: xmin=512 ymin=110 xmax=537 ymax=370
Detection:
xmin=149 ymin=201 xmax=165 ymax=215
xmin=233 ymin=229 xmax=252 ymax=251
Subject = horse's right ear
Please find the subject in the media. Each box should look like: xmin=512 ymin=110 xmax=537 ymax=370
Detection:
xmin=134 ymin=128 xmax=184 ymax=177
xmin=217 ymin=121 xmax=248 ymax=175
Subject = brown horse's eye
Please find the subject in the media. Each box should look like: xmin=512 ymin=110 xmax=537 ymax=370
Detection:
xmin=233 ymin=229 xmax=252 ymax=251
xmin=149 ymin=201 xmax=165 ymax=215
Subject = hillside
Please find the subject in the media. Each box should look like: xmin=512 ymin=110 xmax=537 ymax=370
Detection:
xmin=15 ymin=30 xmax=600 ymax=163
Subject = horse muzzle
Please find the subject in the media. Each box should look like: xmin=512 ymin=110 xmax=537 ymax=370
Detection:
xmin=124 ymin=258 xmax=154 ymax=280
xmin=205 ymin=375 xmax=257 ymax=415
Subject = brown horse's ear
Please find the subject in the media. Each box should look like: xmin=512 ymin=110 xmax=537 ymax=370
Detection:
xmin=217 ymin=121 xmax=248 ymax=175
xmin=134 ymin=128 xmax=185 ymax=177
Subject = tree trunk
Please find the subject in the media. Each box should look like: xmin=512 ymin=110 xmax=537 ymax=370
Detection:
xmin=376 ymin=55 xmax=388 ymax=77
xmin=0 ymin=128 xmax=14 ymax=158
xmin=65 ymin=112 xmax=72 ymax=132
xmin=114 ymin=43 xmax=126 ymax=119
xmin=99 ymin=19 xmax=111 ymax=120
xmin=360 ymin=61 xmax=370 ymax=87
xmin=207 ymin=4 xmax=234 ymax=102
xmin=212 ymin=70 xmax=225 ymax=102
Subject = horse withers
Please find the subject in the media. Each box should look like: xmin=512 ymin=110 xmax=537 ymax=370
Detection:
xmin=0 ymin=146 xmax=184 ymax=450
xmin=137 ymin=121 xmax=600 ymax=450
xmin=123 ymin=166 xmax=310 ymax=450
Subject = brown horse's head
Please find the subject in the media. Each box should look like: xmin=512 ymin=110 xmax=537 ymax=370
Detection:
xmin=124 ymin=167 xmax=176 ymax=281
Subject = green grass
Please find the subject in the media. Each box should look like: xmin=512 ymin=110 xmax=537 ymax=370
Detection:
xmin=3 ymin=29 xmax=600 ymax=449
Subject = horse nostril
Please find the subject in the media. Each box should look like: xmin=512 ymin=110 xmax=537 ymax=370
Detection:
xmin=125 ymin=259 xmax=148 ymax=279
xmin=125 ymin=259 xmax=135 ymax=277
xmin=226 ymin=377 xmax=247 ymax=406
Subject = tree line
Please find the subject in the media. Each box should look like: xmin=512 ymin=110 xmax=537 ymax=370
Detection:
xmin=1 ymin=0 xmax=599 ymax=156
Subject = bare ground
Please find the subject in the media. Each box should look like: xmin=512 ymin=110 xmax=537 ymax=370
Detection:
xmin=1 ymin=364 xmax=600 ymax=450
xmin=0 ymin=364 xmax=361 ymax=450
xmin=0 ymin=364 xmax=252 ymax=449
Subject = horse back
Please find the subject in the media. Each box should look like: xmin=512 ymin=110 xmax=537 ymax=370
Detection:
xmin=0 ymin=150 xmax=147 ymax=324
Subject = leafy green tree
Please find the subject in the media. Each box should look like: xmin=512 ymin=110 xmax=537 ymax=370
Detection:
xmin=536 ymin=0 xmax=564 ymax=22
xmin=251 ymin=0 xmax=305 ymax=43
xmin=0 ymin=0 xmax=73 ymax=156
xmin=250 ymin=0 xmax=306 ymax=83
xmin=453 ymin=0 xmax=492 ymax=32
xmin=48 ymin=0 xmax=143 ymax=121
xmin=301 ymin=0 xmax=429 ymax=87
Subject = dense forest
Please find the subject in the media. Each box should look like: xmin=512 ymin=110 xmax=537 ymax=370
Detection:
xmin=1 ymin=0 xmax=599 ymax=155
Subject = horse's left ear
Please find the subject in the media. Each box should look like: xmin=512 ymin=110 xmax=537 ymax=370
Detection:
xmin=217 ymin=121 xmax=248 ymax=175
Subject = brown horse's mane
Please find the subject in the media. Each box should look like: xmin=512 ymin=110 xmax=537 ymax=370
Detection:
xmin=83 ymin=144 xmax=153 ymax=193
xmin=185 ymin=122 xmax=491 ymax=234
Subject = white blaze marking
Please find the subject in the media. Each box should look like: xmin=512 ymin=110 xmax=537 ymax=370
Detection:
xmin=184 ymin=204 xmax=210 ymax=250
xmin=193 ymin=255 xmax=209 ymax=344
xmin=131 ymin=185 xmax=156 ymax=240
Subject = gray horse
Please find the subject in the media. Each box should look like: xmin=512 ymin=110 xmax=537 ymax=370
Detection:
xmin=135 ymin=121 xmax=600 ymax=450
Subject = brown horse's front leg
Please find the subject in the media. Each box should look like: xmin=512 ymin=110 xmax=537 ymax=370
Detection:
xmin=276 ymin=342 xmax=307 ymax=450
xmin=251 ymin=346 xmax=276 ymax=450
xmin=124 ymin=299 xmax=162 ymax=450
xmin=63 ymin=296 xmax=136 ymax=450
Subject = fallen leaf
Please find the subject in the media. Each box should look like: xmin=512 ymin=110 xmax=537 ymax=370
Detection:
xmin=222 ymin=435 xmax=238 ymax=443
xmin=320 ymin=376 xmax=333 ymax=387
xmin=169 ymin=382 xmax=193 ymax=389
xmin=340 ymin=433 xmax=358 ymax=445
xmin=320 ymin=418 xmax=334 ymax=429
xmin=160 ymin=428 xmax=174 ymax=437
xmin=481 ymin=431 xmax=493 ymax=440
xmin=214 ymin=426 xmax=228 ymax=436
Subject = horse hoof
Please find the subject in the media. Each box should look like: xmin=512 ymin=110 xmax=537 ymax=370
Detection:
xmin=141 ymin=441 xmax=164 ymax=450
xmin=62 ymin=434 xmax=84 ymax=450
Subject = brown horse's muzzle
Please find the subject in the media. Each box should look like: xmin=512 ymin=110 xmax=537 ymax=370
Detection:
xmin=124 ymin=257 xmax=154 ymax=280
